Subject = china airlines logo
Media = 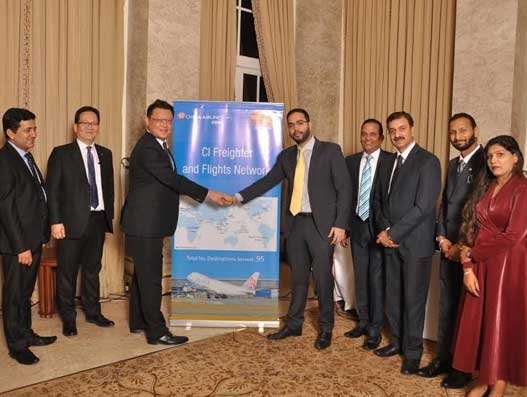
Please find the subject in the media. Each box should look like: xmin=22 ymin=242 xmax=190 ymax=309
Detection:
xmin=177 ymin=112 xmax=186 ymax=119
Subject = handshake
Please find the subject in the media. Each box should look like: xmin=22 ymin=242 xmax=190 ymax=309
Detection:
xmin=205 ymin=190 xmax=239 ymax=206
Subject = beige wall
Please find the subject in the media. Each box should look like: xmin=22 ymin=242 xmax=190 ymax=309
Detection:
xmin=512 ymin=0 xmax=527 ymax=151
xmin=451 ymin=0 xmax=521 ymax=156
xmin=295 ymin=0 xmax=342 ymax=144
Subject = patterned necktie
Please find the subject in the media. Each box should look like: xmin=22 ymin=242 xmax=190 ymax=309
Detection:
xmin=457 ymin=159 xmax=465 ymax=174
xmin=289 ymin=147 xmax=305 ymax=216
xmin=87 ymin=146 xmax=99 ymax=209
xmin=25 ymin=152 xmax=46 ymax=201
xmin=357 ymin=155 xmax=372 ymax=221
xmin=163 ymin=142 xmax=176 ymax=171
xmin=389 ymin=155 xmax=403 ymax=195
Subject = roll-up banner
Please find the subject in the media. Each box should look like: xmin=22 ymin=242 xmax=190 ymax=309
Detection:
xmin=170 ymin=101 xmax=283 ymax=329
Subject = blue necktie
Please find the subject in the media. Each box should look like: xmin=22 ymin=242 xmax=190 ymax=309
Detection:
xmin=357 ymin=155 xmax=372 ymax=221
xmin=87 ymin=146 xmax=99 ymax=209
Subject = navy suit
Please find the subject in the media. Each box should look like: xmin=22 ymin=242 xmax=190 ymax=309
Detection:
xmin=374 ymin=144 xmax=441 ymax=360
xmin=240 ymin=138 xmax=351 ymax=332
xmin=0 ymin=143 xmax=49 ymax=353
xmin=346 ymin=149 xmax=391 ymax=337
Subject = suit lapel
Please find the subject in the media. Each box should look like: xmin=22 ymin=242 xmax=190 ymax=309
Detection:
xmin=446 ymin=160 xmax=459 ymax=199
xmin=71 ymin=142 xmax=90 ymax=186
xmin=6 ymin=143 xmax=33 ymax=181
xmin=390 ymin=145 xmax=420 ymax=196
xmin=307 ymin=139 xmax=320 ymax=186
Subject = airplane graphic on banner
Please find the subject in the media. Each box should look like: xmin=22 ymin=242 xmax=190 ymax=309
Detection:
xmin=187 ymin=272 xmax=260 ymax=296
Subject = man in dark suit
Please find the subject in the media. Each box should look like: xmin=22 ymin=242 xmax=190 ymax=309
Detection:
xmin=121 ymin=99 xmax=232 ymax=346
xmin=417 ymin=113 xmax=483 ymax=387
xmin=46 ymin=106 xmax=115 ymax=337
xmin=343 ymin=119 xmax=391 ymax=350
xmin=0 ymin=108 xmax=56 ymax=365
xmin=373 ymin=111 xmax=441 ymax=374
xmin=234 ymin=108 xmax=351 ymax=350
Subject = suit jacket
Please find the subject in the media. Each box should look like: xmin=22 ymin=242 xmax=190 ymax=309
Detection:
xmin=346 ymin=149 xmax=391 ymax=247
xmin=46 ymin=142 xmax=114 ymax=238
xmin=0 ymin=143 xmax=50 ymax=254
xmin=239 ymin=138 xmax=352 ymax=239
xmin=373 ymin=144 xmax=441 ymax=257
xmin=120 ymin=131 xmax=208 ymax=238
xmin=436 ymin=146 xmax=484 ymax=242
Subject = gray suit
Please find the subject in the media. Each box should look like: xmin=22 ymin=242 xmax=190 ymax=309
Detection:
xmin=435 ymin=146 xmax=484 ymax=363
xmin=374 ymin=144 xmax=441 ymax=360
xmin=240 ymin=138 xmax=351 ymax=332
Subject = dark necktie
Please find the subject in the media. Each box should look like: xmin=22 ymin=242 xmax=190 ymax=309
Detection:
xmin=457 ymin=159 xmax=465 ymax=174
xmin=24 ymin=152 xmax=46 ymax=200
xmin=163 ymin=141 xmax=176 ymax=171
xmin=389 ymin=155 xmax=403 ymax=194
xmin=87 ymin=146 xmax=99 ymax=209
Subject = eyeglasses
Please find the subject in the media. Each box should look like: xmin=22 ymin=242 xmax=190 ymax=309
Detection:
xmin=150 ymin=118 xmax=173 ymax=125
xmin=287 ymin=120 xmax=308 ymax=128
xmin=78 ymin=121 xmax=99 ymax=128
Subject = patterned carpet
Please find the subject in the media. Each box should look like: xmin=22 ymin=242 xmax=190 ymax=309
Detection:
xmin=6 ymin=308 xmax=526 ymax=396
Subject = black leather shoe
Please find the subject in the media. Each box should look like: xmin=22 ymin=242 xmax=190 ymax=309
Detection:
xmin=401 ymin=358 xmax=420 ymax=375
xmin=130 ymin=328 xmax=146 ymax=334
xmin=63 ymin=323 xmax=78 ymax=336
xmin=86 ymin=314 xmax=115 ymax=327
xmin=147 ymin=332 xmax=189 ymax=345
xmin=344 ymin=326 xmax=366 ymax=338
xmin=362 ymin=334 xmax=382 ymax=350
xmin=441 ymin=369 xmax=472 ymax=389
xmin=417 ymin=358 xmax=450 ymax=378
xmin=314 ymin=331 xmax=332 ymax=350
xmin=30 ymin=333 xmax=57 ymax=346
xmin=374 ymin=344 xmax=400 ymax=357
xmin=267 ymin=326 xmax=302 ymax=340
xmin=9 ymin=348 xmax=39 ymax=365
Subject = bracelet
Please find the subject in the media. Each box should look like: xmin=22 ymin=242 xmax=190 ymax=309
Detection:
xmin=461 ymin=261 xmax=473 ymax=270
xmin=463 ymin=269 xmax=473 ymax=275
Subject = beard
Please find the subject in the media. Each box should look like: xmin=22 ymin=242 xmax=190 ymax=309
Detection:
xmin=452 ymin=134 xmax=477 ymax=151
xmin=291 ymin=127 xmax=311 ymax=145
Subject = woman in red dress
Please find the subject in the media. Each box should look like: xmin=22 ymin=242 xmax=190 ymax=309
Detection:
xmin=452 ymin=135 xmax=527 ymax=397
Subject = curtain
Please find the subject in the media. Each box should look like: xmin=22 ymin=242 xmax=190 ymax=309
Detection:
xmin=199 ymin=0 xmax=237 ymax=100
xmin=0 ymin=0 xmax=125 ymax=303
xmin=342 ymin=0 xmax=455 ymax=171
xmin=252 ymin=0 xmax=298 ymax=147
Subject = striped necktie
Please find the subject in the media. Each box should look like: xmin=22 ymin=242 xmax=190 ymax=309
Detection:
xmin=457 ymin=159 xmax=465 ymax=174
xmin=357 ymin=154 xmax=372 ymax=221
xmin=289 ymin=147 xmax=305 ymax=216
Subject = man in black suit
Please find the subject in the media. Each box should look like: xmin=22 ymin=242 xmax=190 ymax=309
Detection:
xmin=0 ymin=108 xmax=56 ymax=365
xmin=343 ymin=119 xmax=391 ymax=350
xmin=373 ymin=111 xmax=441 ymax=374
xmin=234 ymin=108 xmax=351 ymax=350
xmin=121 ymin=99 xmax=232 ymax=346
xmin=417 ymin=113 xmax=483 ymax=387
xmin=46 ymin=106 xmax=115 ymax=337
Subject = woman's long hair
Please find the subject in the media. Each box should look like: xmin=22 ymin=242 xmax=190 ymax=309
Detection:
xmin=458 ymin=135 xmax=525 ymax=246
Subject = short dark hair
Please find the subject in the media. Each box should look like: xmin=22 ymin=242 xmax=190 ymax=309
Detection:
xmin=286 ymin=108 xmax=310 ymax=122
xmin=2 ymin=107 xmax=36 ymax=139
xmin=361 ymin=118 xmax=384 ymax=137
xmin=147 ymin=99 xmax=174 ymax=118
xmin=449 ymin=112 xmax=477 ymax=129
xmin=74 ymin=106 xmax=100 ymax=124
xmin=386 ymin=111 xmax=414 ymax=127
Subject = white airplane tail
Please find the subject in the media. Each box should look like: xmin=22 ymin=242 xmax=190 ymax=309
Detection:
xmin=242 ymin=272 xmax=259 ymax=291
